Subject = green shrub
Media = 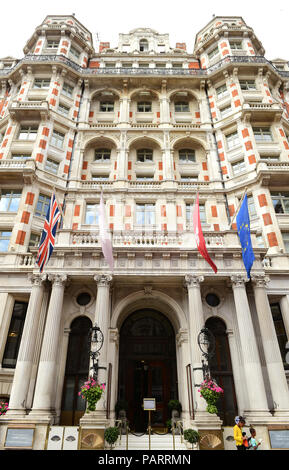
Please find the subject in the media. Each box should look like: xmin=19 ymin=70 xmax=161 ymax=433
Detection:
xmin=168 ymin=399 xmax=182 ymax=412
xmin=184 ymin=429 xmax=200 ymax=445
xmin=104 ymin=427 xmax=120 ymax=449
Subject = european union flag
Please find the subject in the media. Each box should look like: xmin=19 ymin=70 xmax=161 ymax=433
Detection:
xmin=236 ymin=194 xmax=255 ymax=278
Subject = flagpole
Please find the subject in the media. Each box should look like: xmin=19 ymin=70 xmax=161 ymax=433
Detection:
xmin=229 ymin=187 xmax=248 ymax=229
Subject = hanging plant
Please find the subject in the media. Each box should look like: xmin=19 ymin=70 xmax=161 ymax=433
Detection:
xmin=78 ymin=377 xmax=105 ymax=412
xmin=198 ymin=378 xmax=223 ymax=414
xmin=0 ymin=401 xmax=9 ymax=416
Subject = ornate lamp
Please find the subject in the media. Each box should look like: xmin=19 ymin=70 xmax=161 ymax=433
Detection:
xmin=88 ymin=324 xmax=104 ymax=381
xmin=197 ymin=327 xmax=215 ymax=381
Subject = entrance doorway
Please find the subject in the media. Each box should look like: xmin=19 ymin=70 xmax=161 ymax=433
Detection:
xmin=60 ymin=316 xmax=92 ymax=425
xmin=118 ymin=309 xmax=178 ymax=432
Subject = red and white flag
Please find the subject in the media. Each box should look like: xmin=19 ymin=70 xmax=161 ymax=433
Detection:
xmin=192 ymin=193 xmax=217 ymax=273
xmin=99 ymin=192 xmax=114 ymax=271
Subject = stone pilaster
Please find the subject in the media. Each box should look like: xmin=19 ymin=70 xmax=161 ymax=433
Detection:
xmin=230 ymin=274 xmax=271 ymax=422
xmin=30 ymin=274 xmax=68 ymax=420
xmin=251 ymin=274 xmax=289 ymax=419
xmin=7 ymin=274 xmax=47 ymax=417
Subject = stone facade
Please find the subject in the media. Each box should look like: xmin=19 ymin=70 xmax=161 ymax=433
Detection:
xmin=0 ymin=15 xmax=289 ymax=450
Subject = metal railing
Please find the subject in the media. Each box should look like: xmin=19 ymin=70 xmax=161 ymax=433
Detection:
xmin=1 ymin=54 xmax=288 ymax=78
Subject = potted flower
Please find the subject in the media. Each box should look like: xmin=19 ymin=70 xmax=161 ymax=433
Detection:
xmin=78 ymin=377 xmax=105 ymax=412
xmin=198 ymin=378 xmax=223 ymax=414
xmin=0 ymin=401 xmax=9 ymax=416
xmin=184 ymin=429 xmax=200 ymax=449
xmin=104 ymin=426 xmax=120 ymax=450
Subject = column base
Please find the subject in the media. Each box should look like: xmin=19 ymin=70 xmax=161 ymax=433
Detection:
xmin=242 ymin=410 xmax=272 ymax=425
xmin=4 ymin=409 xmax=27 ymax=419
xmin=192 ymin=411 xmax=223 ymax=430
xmin=28 ymin=408 xmax=56 ymax=424
xmin=79 ymin=410 xmax=109 ymax=428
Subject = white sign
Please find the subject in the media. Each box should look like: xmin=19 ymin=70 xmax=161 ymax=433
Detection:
xmin=143 ymin=398 xmax=156 ymax=410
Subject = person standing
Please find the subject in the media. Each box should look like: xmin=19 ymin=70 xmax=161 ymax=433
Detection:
xmin=249 ymin=426 xmax=262 ymax=450
xmin=233 ymin=416 xmax=247 ymax=450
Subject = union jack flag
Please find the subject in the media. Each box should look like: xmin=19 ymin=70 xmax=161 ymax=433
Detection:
xmin=36 ymin=193 xmax=61 ymax=273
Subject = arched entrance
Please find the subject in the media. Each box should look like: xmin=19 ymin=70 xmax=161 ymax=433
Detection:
xmin=205 ymin=317 xmax=238 ymax=426
xmin=118 ymin=309 xmax=178 ymax=432
xmin=60 ymin=316 xmax=92 ymax=425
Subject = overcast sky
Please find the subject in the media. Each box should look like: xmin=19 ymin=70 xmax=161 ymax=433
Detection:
xmin=2 ymin=0 xmax=288 ymax=61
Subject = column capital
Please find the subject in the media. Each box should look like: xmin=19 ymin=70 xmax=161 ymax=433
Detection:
xmin=28 ymin=273 xmax=47 ymax=286
xmin=48 ymin=273 xmax=68 ymax=287
xmin=94 ymin=274 xmax=113 ymax=287
xmin=230 ymin=274 xmax=248 ymax=288
xmin=184 ymin=274 xmax=204 ymax=288
xmin=251 ymin=274 xmax=270 ymax=288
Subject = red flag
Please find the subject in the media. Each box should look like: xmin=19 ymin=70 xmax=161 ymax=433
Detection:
xmin=192 ymin=193 xmax=217 ymax=273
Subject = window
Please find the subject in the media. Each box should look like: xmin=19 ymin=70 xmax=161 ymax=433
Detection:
xmin=156 ymin=62 xmax=166 ymax=68
xmin=0 ymin=190 xmax=21 ymax=212
xmin=270 ymin=303 xmax=289 ymax=369
xmin=240 ymin=80 xmax=257 ymax=91
xmin=62 ymin=82 xmax=74 ymax=98
xmin=2 ymin=301 xmax=28 ymax=368
xmin=85 ymin=203 xmax=99 ymax=224
xmin=122 ymin=63 xmax=132 ymax=68
xmin=33 ymin=78 xmax=50 ymax=89
xmin=226 ymin=131 xmax=240 ymax=149
xmin=137 ymin=101 xmax=152 ymax=112
xmin=51 ymin=130 xmax=65 ymax=149
xmin=220 ymin=104 xmax=232 ymax=117
xmin=232 ymin=159 xmax=246 ymax=175
xmin=208 ymin=47 xmax=219 ymax=60
xmin=216 ymin=84 xmax=229 ymax=99
xmin=230 ymin=41 xmax=242 ymax=50
xmin=18 ymin=126 xmax=38 ymax=140
xmin=271 ymin=192 xmax=289 ymax=214
xmin=174 ymin=101 xmax=189 ymax=112
xmin=179 ymin=149 xmax=195 ymax=163
xmin=136 ymin=175 xmax=153 ymax=181
xmin=282 ymin=233 xmax=289 ymax=253
xmin=58 ymin=103 xmax=70 ymax=116
xmin=186 ymin=203 xmax=206 ymax=224
xmin=172 ymin=63 xmax=183 ymax=68
xmin=139 ymin=39 xmax=149 ymax=52
xmin=45 ymin=158 xmax=59 ymax=175
xmin=259 ymin=154 xmax=279 ymax=162
xmin=180 ymin=175 xmax=198 ymax=182
xmin=70 ymin=45 xmax=80 ymax=59
xmin=248 ymin=196 xmax=257 ymax=217
xmin=12 ymin=154 xmax=31 ymax=160
xmin=0 ymin=231 xmax=11 ymax=252
xmin=28 ymin=232 xmax=40 ymax=250
xmin=253 ymin=127 xmax=273 ymax=142
xmin=136 ymin=204 xmax=155 ymax=226
xmin=137 ymin=149 xmax=153 ymax=162
xmin=256 ymin=234 xmax=265 ymax=247
xmin=35 ymin=194 xmax=50 ymax=218
xmin=46 ymin=39 xmax=59 ymax=49
xmin=105 ymin=63 xmax=116 ymax=68
xmin=100 ymin=101 xmax=114 ymax=112
xmin=140 ymin=63 xmax=150 ymax=68
xmin=91 ymin=175 xmax=109 ymax=181
xmin=95 ymin=149 xmax=111 ymax=162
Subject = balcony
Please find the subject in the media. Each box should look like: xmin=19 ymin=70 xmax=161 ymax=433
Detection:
xmin=241 ymin=102 xmax=283 ymax=121
xmin=0 ymin=158 xmax=36 ymax=183
xmin=8 ymin=100 xmax=49 ymax=120
xmin=257 ymin=160 xmax=289 ymax=186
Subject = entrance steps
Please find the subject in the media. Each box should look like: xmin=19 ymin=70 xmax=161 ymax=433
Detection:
xmin=116 ymin=433 xmax=188 ymax=451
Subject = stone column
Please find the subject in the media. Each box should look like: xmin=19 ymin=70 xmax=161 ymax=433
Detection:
xmin=230 ymin=275 xmax=271 ymax=421
xmin=280 ymin=295 xmax=289 ymax=340
xmin=81 ymin=274 xmax=112 ymax=427
xmin=30 ymin=274 xmax=67 ymax=418
xmin=7 ymin=274 xmax=47 ymax=417
xmin=176 ymin=328 xmax=191 ymax=426
xmin=251 ymin=274 xmax=289 ymax=418
xmin=185 ymin=275 xmax=222 ymax=427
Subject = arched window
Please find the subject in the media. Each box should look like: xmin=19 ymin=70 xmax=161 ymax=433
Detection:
xmin=205 ymin=317 xmax=238 ymax=426
xmin=139 ymin=39 xmax=149 ymax=52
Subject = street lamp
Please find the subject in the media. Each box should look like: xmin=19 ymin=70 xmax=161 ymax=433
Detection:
xmin=197 ymin=327 xmax=215 ymax=381
xmin=88 ymin=323 xmax=105 ymax=381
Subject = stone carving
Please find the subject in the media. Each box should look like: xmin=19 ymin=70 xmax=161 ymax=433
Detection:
xmin=28 ymin=273 xmax=47 ymax=286
xmin=94 ymin=274 xmax=113 ymax=286
xmin=230 ymin=274 xmax=247 ymax=288
xmin=48 ymin=274 xmax=68 ymax=286
xmin=184 ymin=274 xmax=204 ymax=288
xmin=251 ymin=274 xmax=270 ymax=288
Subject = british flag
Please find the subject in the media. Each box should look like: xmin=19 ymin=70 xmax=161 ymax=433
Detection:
xmin=36 ymin=193 xmax=61 ymax=273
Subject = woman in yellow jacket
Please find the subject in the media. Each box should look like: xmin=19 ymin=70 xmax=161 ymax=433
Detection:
xmin=233 ymin=417 xmax=247 ymax=450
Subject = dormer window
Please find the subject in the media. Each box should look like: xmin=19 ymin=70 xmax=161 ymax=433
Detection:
xmin=139 ymin=39 xmax=149 ymax=52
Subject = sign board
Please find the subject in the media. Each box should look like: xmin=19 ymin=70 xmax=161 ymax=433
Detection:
xmin=5 ymin=426 xmax=35 ymax=449
xmin=269 ymin=430 xmax=289 ymax=449
xmin=143 ymin=398 xmax=156 ymax=411
xmin=47 ymin=426 xmax=64 ymax=450
xmin=63 ymin=426 xmax=79 ymax=450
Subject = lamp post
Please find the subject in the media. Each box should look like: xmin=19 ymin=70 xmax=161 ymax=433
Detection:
xmin=197 ymin=327 xmax=215 ymax=381
xmin=88 ymin=323 xmax=105 ymax=382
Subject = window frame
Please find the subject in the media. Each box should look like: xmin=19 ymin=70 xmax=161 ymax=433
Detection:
xmin=178 ymin=149 xmax=196 ymax=163
xmin=35 ymin=194 xmax=51 ymax=218
xmin=137 ymin=101 xmax=152 ymax=112
xmin=51 ymin=130 xmax=65 ymax=149
xmin=85 ymin=203 xmax=99 ymax=225
xmin=174 ymin=101 xmax=190 ymax=113
xmin=94 ymin=148 xmax=111 ymax=163
xmin=99 ymin=101 xmax=114 ymax=112
xmin=0 ymin=189 xmax=22 ymax=212
xmin=0 ymin=230 xmax=11 ymax=252
xmin=18 ymin=126 xmax=38 ymax=140
xmin=253 ymin=127 xmax=273 ymax=142
xmin=135 ymin=203 xmax=155 ymax=226
xmin=136 ymin=148 xmax=153 ymax=163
